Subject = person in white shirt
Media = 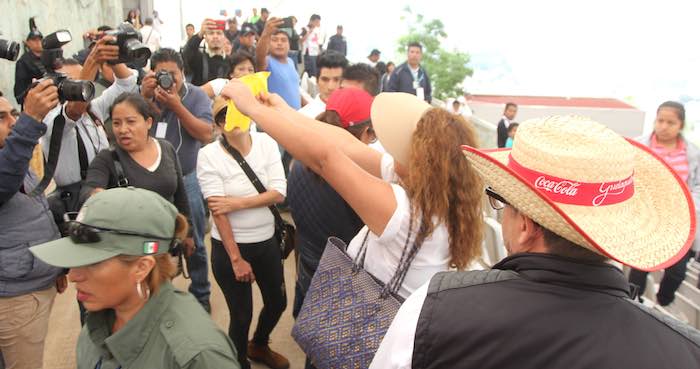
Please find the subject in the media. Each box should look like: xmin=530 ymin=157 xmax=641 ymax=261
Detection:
xmin=298 ymin=50 xmax=347 ymax=119
xmin=300 ymin=14 xmax=324 ymax=78
xmin=197 ymin=98 xmax=289 ymax=369
xmin=221 ymin=82 xmax=485 ymax=301
xmin=139 ymin=18 xmax=161 ymax=53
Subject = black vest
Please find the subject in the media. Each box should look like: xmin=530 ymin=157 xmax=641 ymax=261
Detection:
xmin=412 ymin=254 xmax=700 ymax=369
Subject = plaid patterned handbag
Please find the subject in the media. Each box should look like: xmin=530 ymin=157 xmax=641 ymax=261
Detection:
xmin=292 ymin=215 xmax=426 ymax=369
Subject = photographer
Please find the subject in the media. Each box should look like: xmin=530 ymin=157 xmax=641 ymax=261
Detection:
xmin=41 ymin=35 xmax=137 ymax=233
xmin=0 ymin=80 xmax=66 ymax=369
xmin=183 ymin=19 xmax=230 ymax=86
xmin=13 ymin=29 xmax=44 ymax=106
xmin=141 ymin=48 xmax=213 ymax=312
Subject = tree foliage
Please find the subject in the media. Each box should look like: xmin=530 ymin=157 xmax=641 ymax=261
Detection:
xmin=397 ymin=7 xmax=473 ymax=101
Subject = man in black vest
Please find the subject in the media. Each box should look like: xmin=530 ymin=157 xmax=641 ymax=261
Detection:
xmin=370 ymin=115 xmax=700 ymax=369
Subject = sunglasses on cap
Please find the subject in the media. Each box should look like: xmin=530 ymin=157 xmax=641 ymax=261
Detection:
xmin=66 ymin=221 xmax=170 ymax=244
xmin=485 ymin=187 xmax=509 ymax=210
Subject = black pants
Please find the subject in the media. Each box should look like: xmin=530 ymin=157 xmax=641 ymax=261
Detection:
xmin=211 ymin=237 xmax=287 ymax=369
xmin=628 ymin=250 xmax=692 ymax=306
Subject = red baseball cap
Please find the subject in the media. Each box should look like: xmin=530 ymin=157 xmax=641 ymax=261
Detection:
xmin=325 ymin=88 xmax=374 ymax=128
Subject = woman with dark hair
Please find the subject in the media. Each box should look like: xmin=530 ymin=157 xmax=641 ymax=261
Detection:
xmin=202 ymin=51 xmax=256 ymax=99
xmin=197 ymin=95 xmax=288 ymax=369
xmin=80 ymin=93 xmax=192 ymax=245
xmin=380 ymin=61 xmax=395 ymax=92
xmin=629 ymin=101 xmax=700 ymax=316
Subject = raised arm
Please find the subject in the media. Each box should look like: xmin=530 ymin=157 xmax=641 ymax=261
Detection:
xmin=221 ymin=81 xmax=396 ymax=236
xmin=256 ymin=18 xmax=284 ymax=72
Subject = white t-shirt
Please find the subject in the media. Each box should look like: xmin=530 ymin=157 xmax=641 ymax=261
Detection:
xmin=304 ymin=27 xmax=325 ymax=56
xmin=197 ymin=132 xmax=287 ymax=244
xmin=139 ymin=25 xmax=161 ymax=52
xmin=298 ymin=95 xmax=326 ymax=119
xmin=346 ymin=154 xmax=451 ymax=299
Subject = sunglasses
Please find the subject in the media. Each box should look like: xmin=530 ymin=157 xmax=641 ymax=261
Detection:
xmin=66 ymin=220 xmax=168 ymax=244
xmin=485 ymin=187 xmax=509 ymax=210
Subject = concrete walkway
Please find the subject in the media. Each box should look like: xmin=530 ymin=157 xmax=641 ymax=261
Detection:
xmin=43 ymin=240 xmax=306 ymax=368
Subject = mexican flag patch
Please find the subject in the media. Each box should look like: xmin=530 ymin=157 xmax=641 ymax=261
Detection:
xmin=143 ymin=241 xmax=159 ymax=254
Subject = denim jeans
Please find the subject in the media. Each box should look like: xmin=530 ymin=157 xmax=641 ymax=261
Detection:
xmin=184 ymin=171 xmax=211 ymax=305
xmin=304 ymin=53 xmax=318 ymax=79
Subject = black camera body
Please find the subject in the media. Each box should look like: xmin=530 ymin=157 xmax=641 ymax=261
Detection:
xmin=103 ymin=23 xmax=151 ymax=68
xmin=155 ymin=70 xmax=175 ymax=90
xmin=39 ymin=30 xmax=95 ymax=103
xmin=0 ymin=37 xmax=20 ymax=61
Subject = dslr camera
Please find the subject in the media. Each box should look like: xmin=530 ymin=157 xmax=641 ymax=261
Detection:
xmin=0 ymin=32 xmax=20 ymax=61
xmin=155 ymin=70 xmax=175 ymax=90
xmin=102 ymin=23 xmax=151 ymax=68
xmin=38 ymin=30 xmax=95 ymax=102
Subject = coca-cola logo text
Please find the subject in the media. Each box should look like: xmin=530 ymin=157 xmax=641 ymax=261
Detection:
xmin=534 ymin=176 xmax=580 ymax=197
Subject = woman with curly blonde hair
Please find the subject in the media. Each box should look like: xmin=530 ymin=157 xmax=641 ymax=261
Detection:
xmin=222 ymin=82 xmax=483 ymax=298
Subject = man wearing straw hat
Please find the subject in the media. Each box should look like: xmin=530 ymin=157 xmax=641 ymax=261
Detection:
xmin=370 ymin=115 xmax=700 ymax=368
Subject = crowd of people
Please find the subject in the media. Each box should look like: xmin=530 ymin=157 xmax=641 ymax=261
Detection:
xmin=1 ymin=5 xmax=700 ymax=369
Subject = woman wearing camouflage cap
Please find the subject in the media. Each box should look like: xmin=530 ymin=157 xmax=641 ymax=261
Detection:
xmin=30 ymin=187 xmax=240 ymax=369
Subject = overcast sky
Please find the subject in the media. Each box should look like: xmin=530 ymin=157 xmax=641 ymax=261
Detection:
xmin=155 ymin=0 xmax=700 ymax=130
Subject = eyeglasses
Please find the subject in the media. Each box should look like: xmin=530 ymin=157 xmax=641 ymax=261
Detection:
xmin=66 ymin=220 xmax=168 ymax=244
xmin=485 ymin=187 xmax=509 ymax=210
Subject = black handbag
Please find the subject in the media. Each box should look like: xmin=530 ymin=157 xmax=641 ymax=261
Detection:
xmin=292 ymin=215 xmax=426 ymax=369
xmin=219 ymin=137 xmax=296 ymax=259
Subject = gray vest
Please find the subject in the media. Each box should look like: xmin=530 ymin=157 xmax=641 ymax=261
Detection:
xmin=0 ymin=172 xmax=62 ymax=297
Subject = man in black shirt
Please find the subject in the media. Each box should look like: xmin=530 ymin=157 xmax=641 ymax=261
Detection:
xmin=183 ymin=19 xmax=230 ymax=86
xmin=327 ymin=25 xmax=347 ymax=56
xmin=13 ymin=29 xmax=44 ymax=106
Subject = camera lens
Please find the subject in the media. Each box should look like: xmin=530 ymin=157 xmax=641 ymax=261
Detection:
xmin=58 ymin=79 xmax=96 ymax=102
xmin=0 ymin=39 xmax=20 ymax=61
xmin=156 ymin=71 xmax=174 ymax=90
xmin=124 ymin=38 xmax=151 ymax=68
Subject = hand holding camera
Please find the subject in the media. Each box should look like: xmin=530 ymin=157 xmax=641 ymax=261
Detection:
xmin=87 ymin=36 xmax=120 ymax=65
xmin=261 ymin=17 xmax=285 ymax=39
xmin=23 ymin=79 xmax=59 ymax=122
xmin=199 ymin=19 xmax=218 ymax=37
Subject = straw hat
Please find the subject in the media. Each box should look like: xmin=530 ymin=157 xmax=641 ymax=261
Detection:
xmin=462 ymin=116 xmax=695 ymax=271
xmin=371 ymin=92 xmax=432 ymax=165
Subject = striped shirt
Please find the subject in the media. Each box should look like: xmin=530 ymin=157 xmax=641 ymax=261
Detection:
xmin=651 ymin=134 xmax=689 ymax=182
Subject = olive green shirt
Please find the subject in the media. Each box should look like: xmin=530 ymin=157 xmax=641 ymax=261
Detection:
xmin=76 ymin=282 xmax=239 ymax=369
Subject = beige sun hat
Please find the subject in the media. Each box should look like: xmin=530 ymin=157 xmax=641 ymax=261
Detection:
xmin=462 ymin=115 xmax=695 ymax=271
xmin=371 ymin=92 xmax=432 ymax=165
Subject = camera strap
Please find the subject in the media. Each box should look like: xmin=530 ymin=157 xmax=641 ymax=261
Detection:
xmin=75 ymin=127 xmax=88 ymax=180
xmin=30 ymin=107 xmax=66 ymax=196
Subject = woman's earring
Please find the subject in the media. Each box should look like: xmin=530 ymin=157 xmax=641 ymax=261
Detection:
xmin=136 ymin=281 xmax=144 ymax=299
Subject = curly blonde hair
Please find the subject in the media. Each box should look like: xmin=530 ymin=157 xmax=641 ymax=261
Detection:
xmin=403 ymin=109 xmax=483 ymax=269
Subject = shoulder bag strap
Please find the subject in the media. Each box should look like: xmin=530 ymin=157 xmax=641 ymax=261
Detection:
xmin=76 ymin=127 xmax=89 ymax=180
xmin=30 ymin=107 xmax=66 ymax=196
xmin=219 ymin=137 xmax=284 ymax=225
xmin=201 ymin=52 xmax=209 ymax=84
xmin=110 ymin=147 xmax=129 ymax=187
xmin=382 ymin=211 xmax=428 ymax=297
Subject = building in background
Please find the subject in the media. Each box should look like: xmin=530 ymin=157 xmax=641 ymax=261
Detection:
xmin=466 ymin=94 xmax=645 ymax=138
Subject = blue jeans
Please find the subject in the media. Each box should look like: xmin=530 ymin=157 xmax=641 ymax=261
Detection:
xmin=304 ymin=53 xmax=318 ymax=78
xmin=184 ymin=171 xmax=211 ymax=304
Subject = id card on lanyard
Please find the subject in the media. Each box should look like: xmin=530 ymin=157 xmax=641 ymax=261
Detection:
xmin=412 ymin=69 xmax=425 ymax=101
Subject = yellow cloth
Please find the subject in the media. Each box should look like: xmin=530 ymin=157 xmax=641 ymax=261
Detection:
xmin=224 ymin=72 xmax=270 ymax=132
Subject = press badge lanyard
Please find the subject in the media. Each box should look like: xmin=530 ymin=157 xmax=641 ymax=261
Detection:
xmin=153 ymin=84 xmax=189 ymax=153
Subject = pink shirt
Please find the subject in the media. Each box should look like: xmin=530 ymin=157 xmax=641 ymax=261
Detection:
xmin=651 ymin=134 xmax=689 ymax=182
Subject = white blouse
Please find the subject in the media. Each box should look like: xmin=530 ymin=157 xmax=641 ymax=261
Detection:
xmin=197 ymin=132 xmax=287 ymax=244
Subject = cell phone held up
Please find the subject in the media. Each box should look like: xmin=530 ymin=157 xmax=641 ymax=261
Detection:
xmin=281 ymin=17 xmax=294 ymax=29
xmin=213 ymin=19 xmax=226 ymax=31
